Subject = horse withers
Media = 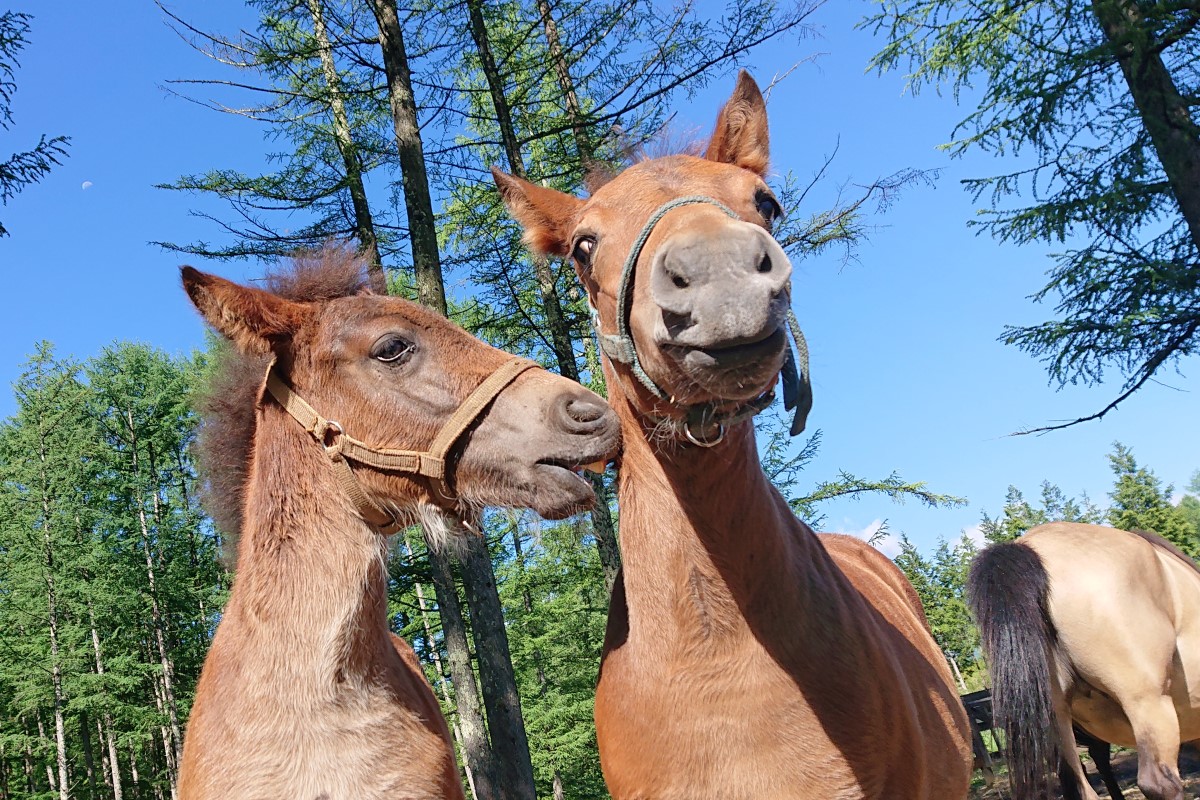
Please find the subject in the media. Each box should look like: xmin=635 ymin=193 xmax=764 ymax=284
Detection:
xmin=494 ymin=72 xmax=972 ymax=799
xmin=177 ymin=250 xmax=620 ymax=800
xmin=970 ymin=522 xmax=1200 ymax=800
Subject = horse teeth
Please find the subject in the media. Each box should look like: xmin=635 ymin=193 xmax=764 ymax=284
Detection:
xmin=583 ymin=460 xmax=607 ymax=475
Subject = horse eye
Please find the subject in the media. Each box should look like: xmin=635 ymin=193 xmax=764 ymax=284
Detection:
xmin=755 ymin=191 xmax=783 ymax=229
xmin=371 ymin=335 xmax=415 ymax=364
xmin=572 ymin=236 xmax=596 ymax=268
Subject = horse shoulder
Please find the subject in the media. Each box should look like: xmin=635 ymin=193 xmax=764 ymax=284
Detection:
xmin=816 ymin=533 xmax=928 ymax=624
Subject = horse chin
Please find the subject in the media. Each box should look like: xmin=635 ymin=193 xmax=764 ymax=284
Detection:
xmin=658 ymin=327 xmax=786 ymax=405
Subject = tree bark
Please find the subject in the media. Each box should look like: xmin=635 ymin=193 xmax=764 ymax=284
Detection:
xmin=369 ymin=0 xmax=447 ymax=311
xmin=35 ymin=433 xmax=69 ymax=800
xmin=88 ymin=603 xmax=124 ymax=800
xmin=126 ymin=410 xmax=183 ymax=785
xmin=424 ymin=540 xmax=499 ymax=800
xmin=404 ymin=536 xmax=488 ymax=800
xmin=80 ymin=711 xmax=98 ymax=798
xmin=459 ymin=538 xmax=536 ymax=799
xmin=1091 ymin=0 xmax=1200 ymax=250
xmin=371 ymin=6 xmax=534 ymax=798
xmin=469 ymin=0 xmax=622 ymax=585
xmin=305 ymin=0 xmax=388 ymax=293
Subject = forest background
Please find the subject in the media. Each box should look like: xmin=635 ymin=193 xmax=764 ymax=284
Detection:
xmin=0 ymin=0 xmax=1197 ymax=798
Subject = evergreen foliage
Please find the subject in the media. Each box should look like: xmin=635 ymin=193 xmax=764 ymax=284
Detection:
xmin=1106 ymin=441 xmax=1200 ymax=555
xmin=865 ymin=1 xmax=1200 ymax=428
xmin=0 ymin=342 xmax=223 ymax=799
xmin=0 ymin=12 xmax=69 ymax=237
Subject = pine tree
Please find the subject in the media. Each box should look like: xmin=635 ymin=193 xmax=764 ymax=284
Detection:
xmin=1107 ymin=441 xmax=1199 ymax=555
xmin=866 ymin=0 xmax=1200 ymax=428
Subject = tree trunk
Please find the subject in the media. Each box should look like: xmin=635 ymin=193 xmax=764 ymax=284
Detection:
xmin=1091 ymin=0 xmax=1200 ymax=250
xmin=88 ymin=604 xmax=124 ymax=800
xmin=460 ymin=538 xmax=536 ymax=800
xmin=536 ymin=0 xmax=595 ymax=164
xmin=403 ymin=537 xmax=485 ymax=800
xmin=371 ymin=6 xmax=535 ymax=798
xmin=126 ymin=411 xmax=183 ymax=785
xmin=369 ymin=0 xmax=447 ymax=312
xmin=36 ymin=435 xmax=69 ymax=800
xmin=424 ymin=540 xmax=499 ymax=800
xmin=80 ymin=712 xmax=97 ymax=799
xmin=305 ymin=0 xmax=388 ymax=292
xmin=35 ymin=713 xmax=58 ymax=797
xmin=468 ymin=0 xmax=622 ymax=585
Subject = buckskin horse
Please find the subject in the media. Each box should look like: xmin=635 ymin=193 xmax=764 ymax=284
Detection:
xmin=970 ymin=521 xmax=1200 ymax=800
xmin=177 ymin=250 xmax=620 ymax=800
xmin=493 ymin=72 xmax=971 ymax=799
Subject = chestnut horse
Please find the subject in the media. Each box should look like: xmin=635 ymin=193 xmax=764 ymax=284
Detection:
xmin=970 ymin=522 xmax=1200 ymax=800
xmin=177 ymin=251 xmax=620 ymax=800
xmin=494 ymin=73 xmax=971 ymax=798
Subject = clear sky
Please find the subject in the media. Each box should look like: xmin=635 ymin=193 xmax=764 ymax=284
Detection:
xmin=2 ymin=1 xmax=1196 ymax=555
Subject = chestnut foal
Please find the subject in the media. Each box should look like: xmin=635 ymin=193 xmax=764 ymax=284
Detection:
xmin=494 ymin=73 xmax=971 ymax=798
xmin=177 ymin=252 xmax=620 ymax=800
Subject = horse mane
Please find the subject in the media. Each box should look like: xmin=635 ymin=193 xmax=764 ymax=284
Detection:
xmin=194 ymin=246 xmax=372 ymax=564
xmin=583 ymin=131 xmax=706 ymax=194
xmin=1128 ymin=528 xmax=1200 ymax=575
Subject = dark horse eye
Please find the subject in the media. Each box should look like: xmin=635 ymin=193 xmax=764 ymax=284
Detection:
xmin=371 ymin=335 xmax=415 ymax=364
xmin=755 ymin=191 xmax=783 ymax=229
xmin=572 ymin=236 xmax=596 ymax=268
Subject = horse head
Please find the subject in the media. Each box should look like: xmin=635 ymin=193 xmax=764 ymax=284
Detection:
xmin=183 ymin=258 xmax=620 ymax=528
xmin=493 ymin=72 xmax=794 ymax=442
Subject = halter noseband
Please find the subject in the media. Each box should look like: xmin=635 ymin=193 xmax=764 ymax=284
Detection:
xmin=590 ymin=195 xmax=813 ymax=445
xmin=264 ymin=356 xmax=538 ymax=534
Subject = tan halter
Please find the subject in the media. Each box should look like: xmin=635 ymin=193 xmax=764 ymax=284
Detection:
xmin=263 ymin=356 xmax=539 ymax=534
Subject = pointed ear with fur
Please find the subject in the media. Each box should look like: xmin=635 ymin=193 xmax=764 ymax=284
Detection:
xmin=491 ymin=167 xmax=584 ymax=257
xmin=704 ymin=70 xmax=770 ymax=178
xmin=181 ymin=266 xmax=306 ymax=355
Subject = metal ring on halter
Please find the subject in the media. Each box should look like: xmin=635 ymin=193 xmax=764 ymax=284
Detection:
xmin=319 ymin=420 xmax=344 ymax=450
xmin=684 ymin=420 xmax=726 ymax=448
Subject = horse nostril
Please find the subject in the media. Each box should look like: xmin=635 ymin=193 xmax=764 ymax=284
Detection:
xmin=672 ymin=274 xmax=689 ymax=289
xmin=757 ymin=254 xmax=772 ymax=274
xmin=565 ymin=396 xmax=606 ymax=424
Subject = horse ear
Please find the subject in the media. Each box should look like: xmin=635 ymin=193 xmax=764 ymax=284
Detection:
xmin=181 ymin=266 xmax=305 ymax=355
xmin=491 ymin=167 xmax=583 ymax=258
xmin=704 ymin=70 xmax=770 ymax=178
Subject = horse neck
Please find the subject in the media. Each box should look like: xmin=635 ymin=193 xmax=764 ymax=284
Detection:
xmin=613 ymin=389 xmax=825 ymax=643
xmin=227 ymin=400 xmax=391 ymax=682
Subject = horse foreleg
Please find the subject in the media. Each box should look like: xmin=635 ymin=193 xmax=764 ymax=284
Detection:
xmin=1124 ymin=694 xmax=1185 ymax=800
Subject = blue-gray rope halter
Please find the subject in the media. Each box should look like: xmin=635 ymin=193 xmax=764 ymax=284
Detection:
xmin=591 ymin=195 xmax=813 ymax=447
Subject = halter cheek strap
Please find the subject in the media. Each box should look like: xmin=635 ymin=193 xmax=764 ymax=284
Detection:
xmin=590 ymin=195 xmax=813 ymax=444
xmin=263 ymin=356 xmax=537 ymax=534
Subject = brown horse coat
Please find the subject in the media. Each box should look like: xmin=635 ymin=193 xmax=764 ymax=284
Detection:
xmin=495 ymin=72 xmax=972 ymax=799
xmin=177 ymin=252 xmax=619 ymax=799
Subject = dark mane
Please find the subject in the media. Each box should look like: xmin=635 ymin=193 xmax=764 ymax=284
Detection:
xmin=193 ymin=246 xmax=371 ymax=564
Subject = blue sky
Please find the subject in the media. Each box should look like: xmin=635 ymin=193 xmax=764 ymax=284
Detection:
xmin=2 ymin=1 xmax=1196 ymax=555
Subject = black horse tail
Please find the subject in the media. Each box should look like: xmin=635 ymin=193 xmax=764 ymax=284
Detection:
xmin=967 ymin=540 xmax=1060 ymax=799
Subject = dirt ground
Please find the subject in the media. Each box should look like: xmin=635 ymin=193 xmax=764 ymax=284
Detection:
xmin=970 ymin=746 xmax=1200 ymax=799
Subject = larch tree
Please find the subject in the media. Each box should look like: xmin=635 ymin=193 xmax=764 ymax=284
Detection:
xmin=0 ymin=12 xmax=69 ymax=238
xmin=866 ymin=0 xmax=1200 ymax=430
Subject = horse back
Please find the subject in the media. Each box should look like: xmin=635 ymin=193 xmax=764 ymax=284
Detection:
xmin=1023 ymin=522 xmax=1200 ymax=743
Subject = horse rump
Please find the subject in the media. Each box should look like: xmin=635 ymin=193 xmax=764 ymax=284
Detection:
xmin=968 ymin=540 xmax=1061 ymax=799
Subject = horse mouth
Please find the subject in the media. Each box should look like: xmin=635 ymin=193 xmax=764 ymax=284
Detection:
xmin=661 ymin=326 xmax=787 ymax=401
xmin=527 ymin=438 xmax=619 ymax=519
